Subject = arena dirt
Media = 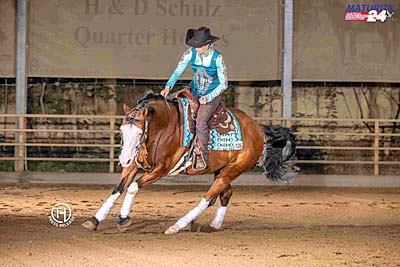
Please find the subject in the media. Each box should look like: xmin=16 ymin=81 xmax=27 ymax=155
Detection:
xmin=0 ymin=185 xmax=399 ymax=266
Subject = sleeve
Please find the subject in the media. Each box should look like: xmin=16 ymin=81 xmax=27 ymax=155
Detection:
xmin=165 ymin=48 xmax=192 ymax=89
xmin=205 ymin=53 xmax=228 ymax=103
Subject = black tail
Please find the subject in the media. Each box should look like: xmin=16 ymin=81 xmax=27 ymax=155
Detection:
xmin=258 ymin=125 xmax=297 ymax=182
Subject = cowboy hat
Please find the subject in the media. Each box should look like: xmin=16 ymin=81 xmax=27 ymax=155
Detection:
xmin=185 ymin=27 xmax=220 ymax=48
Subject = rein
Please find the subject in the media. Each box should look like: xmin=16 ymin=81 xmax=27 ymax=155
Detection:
xmin=125 ymin=100 xmax=172 ymax=172
xmin=133 ymin=120 xmax=149 ymax=170
xmin=148 ymin=99 xmax=171 ymax=172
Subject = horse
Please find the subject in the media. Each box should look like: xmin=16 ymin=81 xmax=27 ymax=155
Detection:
xmin=82 ymin=92 xmax=295 ymax=234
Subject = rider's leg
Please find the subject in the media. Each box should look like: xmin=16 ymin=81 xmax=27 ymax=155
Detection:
xmin=195 ymin=96 xmax=221 ymax=168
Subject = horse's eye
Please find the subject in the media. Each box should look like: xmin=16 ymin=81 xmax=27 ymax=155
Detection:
xmin=128 ymin=117 xmax=135 ymax=123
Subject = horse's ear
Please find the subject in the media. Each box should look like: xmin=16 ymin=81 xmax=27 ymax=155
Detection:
xmin=140 ymin=107 xmax=148 ymax=117
xmin=123 ymin=103 xmax=131 ymax=114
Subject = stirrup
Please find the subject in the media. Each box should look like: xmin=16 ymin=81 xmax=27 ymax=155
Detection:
xmin=193 ymin=151 xmax=207 ymax=171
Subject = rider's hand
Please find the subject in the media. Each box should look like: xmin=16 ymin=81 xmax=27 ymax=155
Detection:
xmin=161 ymin=86 xmax=170 ymax=97
xmin=199 ymin=96 xmax=207 ymax=105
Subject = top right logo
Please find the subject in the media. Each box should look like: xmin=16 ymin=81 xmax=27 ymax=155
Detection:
xmin=345 ymin=4 xmax=395 ymax=22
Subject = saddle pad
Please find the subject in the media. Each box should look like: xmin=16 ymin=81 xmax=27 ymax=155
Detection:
xmin=178 ymin=98 xmax=243 ymax=151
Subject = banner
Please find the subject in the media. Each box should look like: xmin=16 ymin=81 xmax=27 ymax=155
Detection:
xmin=28 ymin=0 xmax=280 ymax=80
xmin=0 ymin=0 xmax=16 ymax=77
xmin=293 ymin=0 xmax=400 ymax=82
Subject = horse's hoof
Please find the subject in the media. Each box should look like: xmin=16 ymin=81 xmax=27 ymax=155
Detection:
xmin=190 ymin=222 xmax=202 ymax=232
xmin=164 ymin=224 xmax=180 ymax=235
xmin=82 ymin=217 xmax=98 ymax=231
xmin=200 ymin=224 xmax=219 ymax=233
xmin=117 ymin=216 xmax=132 ymax=232
xmin=190 ymin=222 xmax=219 ymax=233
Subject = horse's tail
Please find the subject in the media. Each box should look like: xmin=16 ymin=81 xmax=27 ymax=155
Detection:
xmin=257 ymin=125 xmax=297 ymax=182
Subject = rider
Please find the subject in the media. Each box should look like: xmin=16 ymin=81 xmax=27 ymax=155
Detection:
xmin=161 ymin=26 xmax=228 ymax=170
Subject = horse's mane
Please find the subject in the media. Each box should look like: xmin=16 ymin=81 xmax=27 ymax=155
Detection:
xmin=136 ymin=91 xmax=178 ymax=114
xmin=137 ymin=91 xmax=176 ymax=105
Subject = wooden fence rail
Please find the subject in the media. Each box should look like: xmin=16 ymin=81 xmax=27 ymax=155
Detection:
xmin=1 ymin=115 xmax=400 ymax=175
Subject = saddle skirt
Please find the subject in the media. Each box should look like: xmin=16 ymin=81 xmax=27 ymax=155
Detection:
xmin=176 ymin=89 xmax=243 ymax=151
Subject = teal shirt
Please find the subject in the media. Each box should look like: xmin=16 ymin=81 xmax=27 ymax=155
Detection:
xmin=166 ymin=46 xmax=228 ymax=103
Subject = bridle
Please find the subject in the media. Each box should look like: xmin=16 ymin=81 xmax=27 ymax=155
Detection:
xmin=123 ymin=107 xmax=150 ymax=171
xmin=122 ymin=100 xmax=171 ymax=172
xmin=124 ymin=107 xmax=145 ymax=125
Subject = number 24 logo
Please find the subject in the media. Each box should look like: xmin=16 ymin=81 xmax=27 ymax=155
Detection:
xmin=367 ymin=10 xmax=387 ymax=22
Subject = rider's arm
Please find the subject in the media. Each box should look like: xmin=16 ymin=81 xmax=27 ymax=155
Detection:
xmin=165 ymin=48 xmax=192 ymax=89
xmin=205 ymin=53 xmax=228 ymax=103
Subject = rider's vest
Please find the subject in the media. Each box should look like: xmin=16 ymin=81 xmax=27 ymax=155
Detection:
xmin=189 ymin=47 xmax=220 ymax=99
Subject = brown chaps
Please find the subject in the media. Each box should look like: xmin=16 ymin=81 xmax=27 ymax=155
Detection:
xmin=195 ymin=96 xmax=222 ymax=153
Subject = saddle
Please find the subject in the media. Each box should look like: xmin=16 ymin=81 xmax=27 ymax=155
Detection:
xmin=175 ymin=88 xmax=236 ymax=135
xmin=169 ymin=88 xmax=243 ymax=175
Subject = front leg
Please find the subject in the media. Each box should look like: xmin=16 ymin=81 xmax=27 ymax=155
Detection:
xmin=116 ymin=181 xmax=139 ymax=231
xmin=82 ymin=167 xmax=138 ymax=231
xmin=117 ymin=167 xmax=168 ymax=231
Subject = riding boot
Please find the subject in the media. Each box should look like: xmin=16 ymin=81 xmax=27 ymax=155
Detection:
xmin=195 ymin=149 xmax=209 ymax=171
xmin=194 ymin=131 xmax=210 ymax=171
xmin=193 ymin=95 xmax=221 ymax=172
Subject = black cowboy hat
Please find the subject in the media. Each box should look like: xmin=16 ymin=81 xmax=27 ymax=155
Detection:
xmin=185 ymin=27 xmax=220 ymax=48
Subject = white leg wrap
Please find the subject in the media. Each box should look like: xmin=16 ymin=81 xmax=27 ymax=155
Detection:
xmin=210 ymin=205 xmax=228 ymax=229
xmin=120 ymin=182 xmax=139 ymax=218
xmin=175 ymin=198 xmax=209 ymax=230
xmin=94 ymin=192 xmax=121 ymax=222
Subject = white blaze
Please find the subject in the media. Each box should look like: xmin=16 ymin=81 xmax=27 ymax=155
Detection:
xmin=119 ymin=124 xmax=143 ymax=167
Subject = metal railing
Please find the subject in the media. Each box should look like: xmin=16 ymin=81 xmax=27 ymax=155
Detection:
xmin=255 ymin=117 xmax=400 ymax=176
xmin=1 ymin=114 xmax=400 ymax=175
xmin=0 ymin=114 xmax=122 ymax=173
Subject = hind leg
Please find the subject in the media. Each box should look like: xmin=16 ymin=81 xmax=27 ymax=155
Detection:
xmin=190 ymin=184 xmax=233 ymax=233
xmin=165 ymin=170 xmax=240 ymax=234
xmin=210 ymin=184 xmax=233 ymax=230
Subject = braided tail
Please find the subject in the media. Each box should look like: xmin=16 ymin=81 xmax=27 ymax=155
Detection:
xmin=258 ymin=125 xmax=298 ymax=182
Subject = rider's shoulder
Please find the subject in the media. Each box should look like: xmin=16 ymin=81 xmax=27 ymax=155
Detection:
xmin=214 ymin=50 xmax=224 ymax=61
xmin=213 ymin=49 xmax=222 ymax=56
xmin=183 ymin=47 xmax=193 ymax=55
